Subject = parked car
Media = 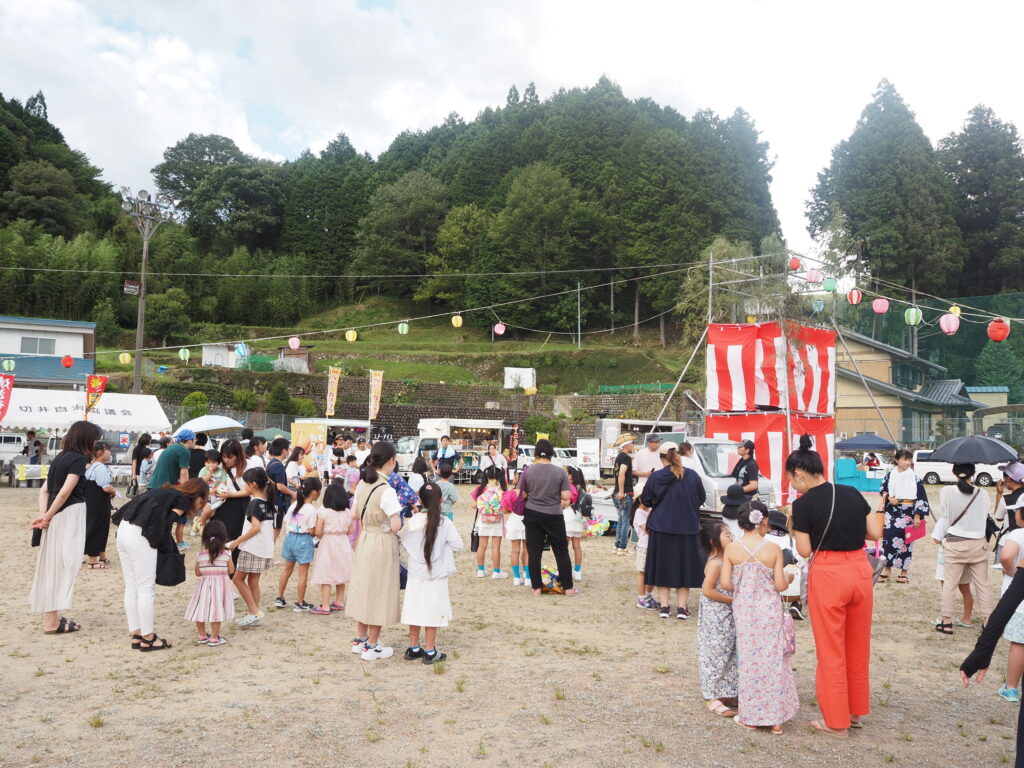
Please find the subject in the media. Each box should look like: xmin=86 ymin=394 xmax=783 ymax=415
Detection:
xmin=553 ymin=447 xmax=577 ymax=468
xmin=913 ymin=449 xmax=1004 ymax=487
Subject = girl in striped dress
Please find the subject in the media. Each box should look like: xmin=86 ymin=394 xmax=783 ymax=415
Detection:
xmin=184 ymin=520 xmax=235 ymax=647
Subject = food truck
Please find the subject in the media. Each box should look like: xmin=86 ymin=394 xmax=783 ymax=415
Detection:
xmin=396 ymin=418 xmax=512 ymax=477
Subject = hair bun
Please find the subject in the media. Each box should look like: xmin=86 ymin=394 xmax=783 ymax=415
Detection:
xmin=798 ymin=434 xmax=813 ymax=452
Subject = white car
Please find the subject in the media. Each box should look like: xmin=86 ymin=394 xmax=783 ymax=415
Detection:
xmin=913 ymin=449 xmax=1004 ymax=487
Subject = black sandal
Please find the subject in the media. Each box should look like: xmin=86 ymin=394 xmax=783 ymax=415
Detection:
xmin=44 ymin=617 xmax=81 ymax=634
xmin=139 ymin=634 xmax=173 ymax=652
xmin=935 ymin=622 xmax=953 ymax=635
xmin=131 ymin=633 xmax=144 ymax=650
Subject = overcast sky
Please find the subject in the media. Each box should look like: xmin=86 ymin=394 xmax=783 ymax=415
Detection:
xmin=2 ymin=0 xmax=1022 ymax=255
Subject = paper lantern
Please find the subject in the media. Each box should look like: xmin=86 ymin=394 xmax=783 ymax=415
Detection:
xmin=950 ymin=305 xmax=962 ymax=318
xmin=1 ymin=359 xmax=14 ymax=372
xmin=823 ymin=277 xmax=837 ymax=292
xmin=812 ymin=299 xmax=825 ymax=313
xmin=451 ymin=315 xmax=463 ymax=328
xmin=988 ymin=318 xmax=1011 ymax=343
xmin=397 ymin=322 xmax=409 ymax=335
xmin=235 ymin=343 xmax=248 ymax=357
xmin=493 ymin=322 xmax=506 ymax=336
xmin=746 ymin=315 xmax=756 ymax=324
xmin=847 ymin=289 xmax=863 ymax=305
xmin=871 ymin=298 xmax=889 ymax=314
xmin=61 ymin=355 xmax=73 ymax=368
xmin=118 ymin=352 xmax=132 ymax=365
xmin=904 ymin=307 xmax=922 ymax=326
xmin=939 ymin=313 xmax=960 ymax=336
xmin=288 ymin=336 xmax=301 ymax=350
xmin=345 ymin=329 xmax=358 ymax=343
xmin=788 ymin=257 xmax=801 ymax=271
xmin=178 ymin=348 xmax=190 ymax=362
xmin=806 ymin=268 xmax=822 ymax=284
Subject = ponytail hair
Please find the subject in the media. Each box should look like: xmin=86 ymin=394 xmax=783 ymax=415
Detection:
xmin=663 ymin=446 xmax=683 ymax=479
xmin=202 ymin=519 xmax=228 ymax=562
xmin=952 ymin=463 xmax=975 ymax=495
xmin=785 ymin=434 xmax=824 ymax=476
xmin=361 ymin=441 xmax=397 ymax=484
xmin=292 ymin=476 xmax=323 ymax=519
xmin=242 ymin=466 xmax=276 ymax=507
xmin=419 ymin=482 xmax=443 ymax=574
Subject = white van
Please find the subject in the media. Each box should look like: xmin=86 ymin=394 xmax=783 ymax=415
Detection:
xmin=0 ymin=432 xmax=28 ymax=462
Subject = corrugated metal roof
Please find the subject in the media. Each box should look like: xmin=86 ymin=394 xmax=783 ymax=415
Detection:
xmin=838 ymin=327 xmax=947 ymax=373
xmin=0 ymin=316 xmax=95 ymax=329
xmin=1 ymin=355 xmax=94 ymax=384
xmin=966 ymin=386 xmax=1010 ymax=393
xmin=837 ymin=369 xmax=985 ymax=409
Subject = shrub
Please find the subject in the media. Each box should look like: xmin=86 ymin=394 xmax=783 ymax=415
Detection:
xmin=233 ymin=389 xmax=259 ymax=411
xmin=181 ymin=391 xmax=209 ymax=421
xmin=266 ymin=383 xmax=293 ymax=415
xmin=291 ymin=397 xmax=317 ymax=418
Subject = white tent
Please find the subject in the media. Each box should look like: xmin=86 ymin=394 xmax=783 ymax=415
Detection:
xmin=176 ymin=414 xmax=243 ymax=435
xmin=0 ymin=388 xmax=171 ymax=433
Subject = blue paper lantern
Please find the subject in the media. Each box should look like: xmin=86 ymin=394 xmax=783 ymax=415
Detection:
xmin=235 ymin=343 xmax=248 ymax=357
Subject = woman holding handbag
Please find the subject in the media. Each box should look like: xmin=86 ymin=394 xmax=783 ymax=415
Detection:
xmin=790 ymin=434 xmax=883 ymax=738
xmin=935 ymin=464 xmax=993 ymax=636
xmin=877 ymin=449 xmax=930 ymax=583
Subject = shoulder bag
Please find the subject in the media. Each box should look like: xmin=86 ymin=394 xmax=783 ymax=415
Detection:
xmin=800 ymin=483 xmax=835 ymax=608
xmin=510 ymin=466 xmax=529 ymax=516
xmin=358 ymin=481 xmax=406 ymax=588
xmin=932 ymin=489 xmax=981 ymax=543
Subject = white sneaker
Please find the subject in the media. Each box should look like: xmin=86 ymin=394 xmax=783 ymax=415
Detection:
xmin=235 ymin=613 xmax=258 ymax=627
xmin=361 ymin=643 xmax=394 ymax=661
xmin=513 ymin=577 xmax=523 ymax=586
xmin=491 ymin=571 xmax=508 ymax=579
xmin=574 ymin=570 xmax=582 ymax=581
xmin=352 ymin=638 xmax=368 ymax=654
xmin=476 ymin=570 xmax=487 ymax=578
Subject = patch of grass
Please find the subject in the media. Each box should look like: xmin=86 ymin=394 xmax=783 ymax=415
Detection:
xmin=899 ymin=732 xmax=914 ymax=742
xmin=8 ymin=649 xmax=28 ymax=658
xmin=539 ymin=714 xmax=551 ymax=725
xmin=455 ymin=678 xmax=466 ymax=693
xmin=366 ymin=730 xmax=381 ymax=743
xmin=553 ymin=686 xmax=566 ymax=701
xmin=88 ymin=713 xmax=104 ymax=728
xmin=654 ymin=664 xmax=669 ymax=674
xmin=476 ymin=739 xmax=487 ymax=757
xmin=640 ymin=736 xmax=652 ymax=748
xmin=654 ymin=742 xmax=665 ymax=753
xmin=312 ymin=676 xmax=320 ymax=685
xmin=34 ymin=666 xmax=45 ymax=677
xmin=432 ymin=662 xmax=446 ymax=675
xmin=883 ymin=754 xmax=896 ymax=764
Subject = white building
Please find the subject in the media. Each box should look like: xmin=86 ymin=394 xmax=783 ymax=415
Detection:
xmin=0 ymin=316 xmax=95 ymax=389
xmin=201 ymin=344 xmax=238 ymax=369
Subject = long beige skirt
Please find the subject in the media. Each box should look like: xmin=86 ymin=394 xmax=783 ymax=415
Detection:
xmin=346 ymin=530 xmax=400 ymax=627
xmin=29 ymin=502 xmax=87 ymax=613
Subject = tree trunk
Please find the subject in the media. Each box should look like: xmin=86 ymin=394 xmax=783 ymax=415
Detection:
xmin=659 ymin=313 xmax=666 ymax=347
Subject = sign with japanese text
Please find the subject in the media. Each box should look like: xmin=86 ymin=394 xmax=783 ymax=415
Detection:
xmin=326 ymin=367 xmax=342 ymax=417
xmin=368 ymin=370 xmax=383 ymax=421
xmin=119 ymin=432 xmax=131 ymax=448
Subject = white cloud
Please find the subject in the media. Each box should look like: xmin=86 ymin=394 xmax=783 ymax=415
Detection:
xmin=1 ymin=0 xmax=1022 ymax=253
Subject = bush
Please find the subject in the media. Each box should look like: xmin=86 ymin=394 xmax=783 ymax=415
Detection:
xmin=233 ymin=389 xmax=259 ymax=411
xmin=181 ymin=391 xmax=210 ymax=421
xmin=291 ymin=397 xmax=317 ymax=418
xmin=266 ymin=383 xmax=293 ymax=415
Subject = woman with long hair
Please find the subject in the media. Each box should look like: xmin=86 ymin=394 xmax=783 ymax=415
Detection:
xmin=347 ymin=441 xmax=404 ymax=661
xmin=29 ymin=420 xmax=104 ymax=635
xmin=408 ymin=456 xmax=430 ymax=496
xmin=130 ymin=432 xmax=152 ymax=487
xmin=790 ymin=434 xmax=883 ymax=737
xmin=210 ymin=438 xmax=250 ymax=566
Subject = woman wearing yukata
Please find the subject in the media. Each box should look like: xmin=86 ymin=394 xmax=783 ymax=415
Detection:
xmin=878 ymin=449 xmax=930 ymax=583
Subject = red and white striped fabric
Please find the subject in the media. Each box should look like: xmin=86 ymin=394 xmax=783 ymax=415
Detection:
xmin=705 ymin=412 xmax=835 ymax=506
xmin=705 ymin=322 xmax=835 ymax=415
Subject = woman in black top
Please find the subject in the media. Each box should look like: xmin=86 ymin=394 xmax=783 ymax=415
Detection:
xmin=789 ymin=434 xmax=883 ymax=738
xmin=130 ymin=433 xmax=152 ymax=487
xmin=210 ymin=439 xmax=250 ymax=567
xmin=519 ymin=440 xmax=575 ymax=595
xmin=29 ymin=420 xmax=104 ymax=634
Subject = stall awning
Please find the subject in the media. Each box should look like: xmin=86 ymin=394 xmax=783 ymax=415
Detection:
xmin=0 ymin=389 xmax=171 ymax=433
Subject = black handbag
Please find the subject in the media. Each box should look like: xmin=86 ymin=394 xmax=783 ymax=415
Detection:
xmin=126 ymin=478 xmax=139 ymax=498
xmin=470 ymin=507 xmax=480 ymax=553
xmin=155 ymin=548 xmax=186 ymax=587
xmin=399 ymin=561 xmax=408 ymax=590
xmin=986 ymin=514 xmax=1000 ymax=542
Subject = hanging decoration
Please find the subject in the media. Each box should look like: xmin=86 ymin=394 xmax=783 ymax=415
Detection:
xmin=326 ymin=366 xmax=342 ymax=416
xmin=0 ymin=373 xmax=14 ymax=422
xmin=904 ymin=307 xmax=923 ymax=326
xmin=61 ymin=355 xmax=74 ymax=368
xmin=788 ymin=257 xmax=801 ymax=271
xmin=118 ymin=352 xmax=132 ymax=365
xmin=949 ymin=305 xmax=962 ymax=318
xmin=235 ymin=343 xmax=248 ymax=357
xmin=1 ymin=359 xmax=13 ymax=372
xmin=988 ymin=318 xmax=1011 ymax=342
xmin=368 ymin=369 xmax=384 ymax=420
xmin=345 ymin=329 xmax=358 ymax=343
xmin=822 ymin=277 xmax=837 ymax=292
xmin=806 ymin=268 xmax=822 ymax=284
xmin=451 ymin=315 xmax=464 ymax=328
xmin=397 ymin=322 xmax=409 ymax=335
xmin=847 ymin=289 xmax=862 ymax=305
xmin=493 ymin=322 xmax=506 ymax=336
xmin=288 ymin=336 xmax=301 ymax=350
xmin=85 ymin=375 xmax=109 ymax=415
xmin=871 ymin=298 xmax=889 ymax=314
xmin=939 ymin=313 xmax=960 ymax=336
xmin=746 ymin=315 xmax=757 ymax=324
xmin=178 ymin=348 xmax=190 ymax=363
xmin=812 ymin=300 xmax=825 ymax=313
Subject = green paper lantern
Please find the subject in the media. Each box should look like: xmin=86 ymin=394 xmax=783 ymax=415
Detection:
xmin=904 ymin=307 xmax=923 ymax=326
xmin=178 ymin=348 xmax=191 ymax=362
xmin=397 ymin=322 xmax=409 ymax=335
xmin=823 ymin=277 xmax=837 ymax=292
xmin=1 ymin=359 xmax=14 ymax=372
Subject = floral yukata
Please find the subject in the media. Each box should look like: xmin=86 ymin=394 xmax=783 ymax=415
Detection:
xmin=880 ymin=467 xmax=930 ymax=572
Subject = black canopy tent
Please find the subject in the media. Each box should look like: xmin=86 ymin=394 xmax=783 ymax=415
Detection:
xmin=834 ymin=434 xmax=897 ymax=452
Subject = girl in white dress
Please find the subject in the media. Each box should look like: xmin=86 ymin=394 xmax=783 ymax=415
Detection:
xmin=473 ymin=466 xmax=507 ymax=579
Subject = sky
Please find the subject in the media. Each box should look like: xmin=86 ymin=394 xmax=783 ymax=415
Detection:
xmin=2 ymin=0 xmax=1022 ymax=255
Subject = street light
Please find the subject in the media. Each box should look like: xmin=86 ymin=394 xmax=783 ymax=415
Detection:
xmin=119 ymin=186 xmax=178 ymax=394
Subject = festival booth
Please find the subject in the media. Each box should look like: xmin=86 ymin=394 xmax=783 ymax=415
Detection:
xmin=833 ymin=433 xmax=896 ymax=492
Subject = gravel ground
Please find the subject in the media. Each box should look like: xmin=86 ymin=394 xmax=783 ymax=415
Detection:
xmin=0 ymin=485 xmax=1018 ymax=767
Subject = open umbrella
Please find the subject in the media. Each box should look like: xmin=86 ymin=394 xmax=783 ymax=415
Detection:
xmin=176 ymin=415 xmax=244 ymax=435
xmin=834 ymin=434 xmax=896 ymax=451
xmin=927 ymin=435 xmax=1018 ymax=465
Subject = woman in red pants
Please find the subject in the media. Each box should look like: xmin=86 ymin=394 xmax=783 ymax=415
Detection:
xmin=789 ymin=434 xmax=884 ymax=738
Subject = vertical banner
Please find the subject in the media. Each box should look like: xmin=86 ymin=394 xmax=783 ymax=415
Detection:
xmin=85 ymin=375 xmax=109 ymax=415
xmin=368 ymin=370 xmax=384 ymax=420
xmin=0 ymin=373 xmax=13 ymax=422
xmin=326 ymin=366 xmax=342 ymax=417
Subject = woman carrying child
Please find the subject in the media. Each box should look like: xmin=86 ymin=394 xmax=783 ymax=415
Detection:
xmin=721 ymin=501 xmax=798 ymax=734
xmin=401 ymin=482 xmax=464 ymax=664
xmin=274 ymin=477 xmax=322 ymax=612
xmin=310 ymin=480 xmax=354 ymax=615
xmin=698 ymin=521 xmax=738 ymax=718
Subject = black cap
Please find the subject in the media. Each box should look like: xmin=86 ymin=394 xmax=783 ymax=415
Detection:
xmin=719 ymin=484 xmax=746 ymax=520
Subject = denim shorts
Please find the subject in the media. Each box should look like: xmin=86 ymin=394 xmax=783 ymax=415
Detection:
xmin=281 ymin=532 xmax=314 ymax=564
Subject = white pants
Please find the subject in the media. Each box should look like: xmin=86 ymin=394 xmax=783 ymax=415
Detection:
xmin=116 ymin=520 xmax=157 ymax=635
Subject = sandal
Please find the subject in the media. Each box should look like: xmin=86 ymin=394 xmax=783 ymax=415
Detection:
xmin=329 ymin=602 xmax=344 ymax=612
xmin=770 ymin=725 xmax=784 ymax=735
xmin=131 ymin=633 xmax=144 ymax=650
xmin=809 ymin=720 xmax=848 ymax=738
xmin=877 ymin=574 xmax=890 ymax=583
xmin=733 ymin=715 xmax=757 ymax=731
xmin=139 ymin=634 xmax=173 ymax=652
xmin=849 ymin=719 xmax=865 ymax=729
xmin=935 ymin=622 xmax=953 ymax=635
xmin=44 ymin=617 xmax=81 ymax=634
xmin=895 ymin=575 xmax=909 ymax=584
xmin=86 ymin=561 xmax=109 ymax=569
xmin=707 ymin=700 xmax=736 ymax=718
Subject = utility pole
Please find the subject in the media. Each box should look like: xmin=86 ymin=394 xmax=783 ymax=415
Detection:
xmin=577 ymin=281 xmax=582 ymax=351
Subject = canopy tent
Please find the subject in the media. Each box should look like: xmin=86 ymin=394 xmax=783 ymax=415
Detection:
xmin=255 ymin=428 xmax=291 ymax=441
xmin=176 ymin=414 xmax=244 ymax=435
xmin=0 ymin=389 xmax=170 ymax=434
xmin=834 ymin=434 xmax=897 ymax=451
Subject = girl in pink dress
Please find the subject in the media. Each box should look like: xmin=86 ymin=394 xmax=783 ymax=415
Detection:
xmin=184 ymin=520 xmax=235 ymax=647
xmin=310 ymin=481 xmax=354 ymax=615
xmin=721 ymin=501 xmax=799 ymax=734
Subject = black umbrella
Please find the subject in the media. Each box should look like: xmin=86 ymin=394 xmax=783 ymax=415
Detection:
xmin=927 ymin=435 xmax=1018 ymax=465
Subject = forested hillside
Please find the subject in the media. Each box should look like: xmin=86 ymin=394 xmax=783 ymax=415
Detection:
xmin=0 ymin=78 xmax=779 ymax=341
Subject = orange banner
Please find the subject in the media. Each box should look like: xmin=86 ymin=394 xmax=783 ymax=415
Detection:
xmin=85 ymin=375 xmax=108 ymax=414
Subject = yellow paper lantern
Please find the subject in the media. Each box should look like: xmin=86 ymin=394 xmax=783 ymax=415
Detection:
xmin=523 ymin=386 xmax=537 ymax=396
xmin=950 ymin=305 xmax=961 ymax=317
xmin=345 ymin=329 xmax=358 ymax=343
xmin=746 ymin=315 xmax=756 ymax=324
xmin=451 ymin=315 xmax=463 ymax=328
xmin=118 ymin=352 xmax=132 ymax=365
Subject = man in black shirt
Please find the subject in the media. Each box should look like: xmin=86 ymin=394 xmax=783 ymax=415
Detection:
xmin=613 ymin=439 xmax=635 ymax=555
xmin=731 ymin=440 xmax=760 ymax=497
xmin=189 ymin=432 xmax=210 ymax=479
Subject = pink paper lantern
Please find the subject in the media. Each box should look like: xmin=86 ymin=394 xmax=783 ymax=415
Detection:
xmin=806 ymin=268 xmax=822 ymax=284
xmin=288 ymin=336 xmax=301 ymax=350
xmin=871 ymin=298 xmax=889 ymax=314
xmin=939 ymin=313 xmax=960 ymax=336
xmin=493 ymin=323 xmax=506 ymax=336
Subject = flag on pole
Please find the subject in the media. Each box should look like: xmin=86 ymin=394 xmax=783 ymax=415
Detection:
xmin=0 ymin=373 xmax=13 ymax=422
xmin=85 ymin=375 xmax=109 ymax=415
xmin=326 ymin=367 xmax=342 ymax=417
xmin=368 ymin=370 xmax=384 ymax=420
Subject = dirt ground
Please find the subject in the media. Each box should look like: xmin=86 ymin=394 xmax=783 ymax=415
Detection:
xmin=0 ymin=485 xmax=1019 ymax=768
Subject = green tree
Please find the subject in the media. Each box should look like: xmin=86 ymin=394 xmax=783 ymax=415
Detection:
xmin=181 ymin=391 xmax=210 ymax=421
xmin=266 ymin=383 xmax=293 ymax=415
xmin=189 ymin=160 xmax=286 ymax=252
xmin=808 ymin=80 xmax=965 ymax=295
xmin=938 ymin=105 xmax=1024 ymax=295
xmin=0 ymin=160 xmax=81 ymax=236
xmin=91 ymin=298 xmax=119 ymax=346
xmin=975 ymin=340 xmax=1024 ymax=401
xmin=291 ymin=397 xmax=317 ymax=418
xmin=145 ymin=287 xmax=191 ymax=345
xmin=232 ymin=389 xmax=259 ymax=411
xmin=151 ymin=133 xmax=248 ymax=215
